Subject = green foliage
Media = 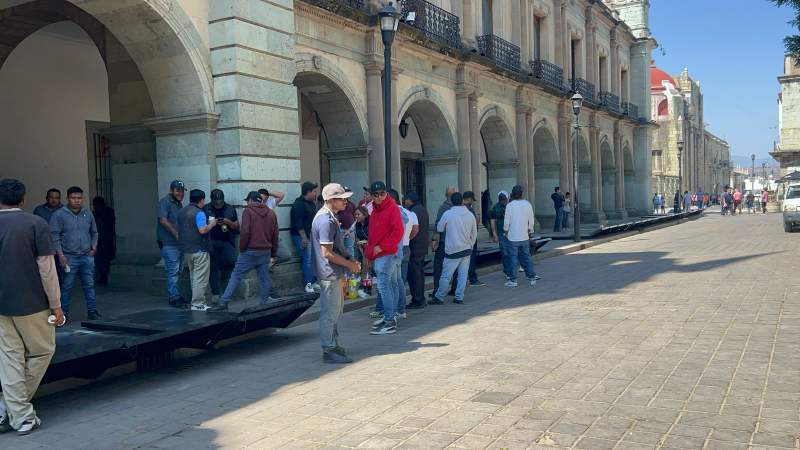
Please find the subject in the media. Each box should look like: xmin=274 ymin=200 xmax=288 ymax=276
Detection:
xmin=772 ymin=0 xmax=800 ymax=63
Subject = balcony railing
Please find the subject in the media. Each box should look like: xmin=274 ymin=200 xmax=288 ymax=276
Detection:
xmin=302 ymin=0 xmax=368 ymax=13
xmin=569 ymin=78 xmax=596 ymax=104
xmin=530 ymin=59 xmax=564 ymax=92
xmin=477 ymin=34 xmax=521 ymax=73
xmin=599 ymin=91 xmax=621 ymax=114
xmin=622 ymin=101 xmax=639 ymax=120
xmin=400 ymin=0 xmax=461 ymax=50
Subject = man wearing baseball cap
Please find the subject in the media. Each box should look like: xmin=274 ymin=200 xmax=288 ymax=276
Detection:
xmin=489 ymin=190 xmax=511 ymax=281
xmin=311 ymin=183 xmax=360 ymax=363
xmin=156 ymin=180 xmax=186 ymax=308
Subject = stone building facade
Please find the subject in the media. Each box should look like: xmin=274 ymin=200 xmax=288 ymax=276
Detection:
xmin=0 ymin=0 xmax=655 ymax=270
xmin=773 ymin=55 xmax=800 ymax=169
xmin=650 ymin=62 xmax=729 ymax=197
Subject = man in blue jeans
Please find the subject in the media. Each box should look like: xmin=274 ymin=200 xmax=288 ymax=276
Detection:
xmin=210 ymin=191 xmax=279 ymax=310
xmin=156 ymin=180 xmax=185 ymax=308
xmin=489 ymin=191 xmax=511 ymax=280
xmin=49 ymin=186 xmax=100 ymax=320
xmin=290 ymin=181 xmax=319 ymax=293
xmin=432 ymin=192 xmax=477 ymax=304
xmin=504 ymin=185 xmax=539 ymax=287
xmin=551 ymin=186 xmax=565 ymax=232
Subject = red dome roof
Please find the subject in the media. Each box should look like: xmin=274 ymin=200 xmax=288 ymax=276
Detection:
xmin=651 ymin=62 xmax=676 ymax=91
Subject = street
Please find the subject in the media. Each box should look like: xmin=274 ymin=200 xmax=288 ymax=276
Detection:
xmin=3 ymin=210 xmax=798 ymax=450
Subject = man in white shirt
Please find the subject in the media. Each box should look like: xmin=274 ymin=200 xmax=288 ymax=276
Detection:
xmin=431 ymin=192 xmax=477 ymax=304
xmin=503 ymin=185 xmax=539 ymax=287
xmin=389 ymin=190 xmax=417 ymax=317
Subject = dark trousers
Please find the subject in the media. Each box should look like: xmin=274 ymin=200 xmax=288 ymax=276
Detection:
xmin=407 ymin=252 xmax=426 ymax=306
xmin=467 ymin=242 xmax=479 ymax=283
xmin=210 ymin=240 xmax=237 ymax=295
xmin=95 ymin=251 xmax=112 ymax=283
xmin=431 ymin=235 xmax=446 ymax=296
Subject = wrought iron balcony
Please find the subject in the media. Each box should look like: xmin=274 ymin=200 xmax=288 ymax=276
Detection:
xmin=400 ymin=0 xmax=461 ymax=50
xmin=599 ymin=91 xmax=621 ymax=114
xmin=477 ymin=34 xmax=521 ymax=73
xmin=622 ymin=101 xmax=639 ymax=120
xmin=301 ymin=0 xmax=367 ymax=14
xmin=569 ymin=78 xmax=596 ymax=104
xmin=530 ymin=59 xmax=564 ymax=92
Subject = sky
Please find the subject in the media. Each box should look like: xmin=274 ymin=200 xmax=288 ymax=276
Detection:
xmin=649 ymin=0 xmax=795 ymax=167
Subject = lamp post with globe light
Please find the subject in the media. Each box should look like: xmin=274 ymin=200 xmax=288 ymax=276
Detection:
xmin=571 ymin=93 xmax=583 ymax=242
xmin=379 ymin=3 xmax=400 ymax=187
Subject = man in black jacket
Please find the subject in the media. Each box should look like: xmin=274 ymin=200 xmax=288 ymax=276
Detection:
xmin=290 ymin=181 xmax=319 ymax=293
xmin=403 ymin=193 xmax=429 ymax=308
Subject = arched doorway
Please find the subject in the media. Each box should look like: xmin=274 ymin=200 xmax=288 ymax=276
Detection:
xmin=532 ymin=125 xmax=560 ymax=227
xmin=576 ymin=134 xmax=591 ymax=211
xmin=0 ymin=0 xmax=212 ymax=262
xmin=624 ymin=144 xmax=635 ymax=212
xmin=480 ymin=111 xmax=517 ymax=204
xmin=600 ymin=139 xmax=617 ymax=215
xmin=399 ymin=98 xmax=458 ymax=221
xmin=293 ymin=67 xmax=369 ymax=192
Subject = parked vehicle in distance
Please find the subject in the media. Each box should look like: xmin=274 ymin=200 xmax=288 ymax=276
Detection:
xmin=782 ymin=183 xmax=800 ymax=232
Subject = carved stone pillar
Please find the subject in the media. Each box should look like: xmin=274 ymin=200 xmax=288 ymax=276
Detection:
xmin=468 ymin=92 xmax=483 ymax=216
xmin=365 ymin=63 xmax=384 ymax=181
xmin=516 ymin=106 xmax=530 ymax=190
xmin=613 ymin=121 xmax=627 ymax=218
xmin=456 ymin=89 xmax=472 ymax=190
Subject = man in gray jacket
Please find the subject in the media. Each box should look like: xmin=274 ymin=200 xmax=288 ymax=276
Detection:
xmin=431 ymin=192 xmax=477 ymax=305
xmin=50 ymin=186 xmax=99 ymax=320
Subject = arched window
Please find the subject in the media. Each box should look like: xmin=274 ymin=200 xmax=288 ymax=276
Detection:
xmin=657 ymin=99 xmax=668 ymax=117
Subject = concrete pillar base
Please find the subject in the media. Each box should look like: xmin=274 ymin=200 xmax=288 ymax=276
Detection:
xmin=582 ymin=210 xmax=608 ymax=225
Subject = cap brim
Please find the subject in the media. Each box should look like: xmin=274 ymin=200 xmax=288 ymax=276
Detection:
xmin=326 ymin=192 xmax=354 ymax=200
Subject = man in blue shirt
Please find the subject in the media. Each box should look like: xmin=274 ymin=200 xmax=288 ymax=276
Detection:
xmin=177 ymin=190 xmax=217 ymax=311
xmin=156 ymin=180 xmax=185 ymax=308
xmin=32 ymin=188 xmax=62 ymax=225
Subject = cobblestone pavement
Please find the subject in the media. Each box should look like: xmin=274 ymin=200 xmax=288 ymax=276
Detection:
xmin=2 ymin=211 xmax=798 ymax=450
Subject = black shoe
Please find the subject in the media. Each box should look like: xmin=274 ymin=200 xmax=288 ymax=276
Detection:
xmin=169 ymin=299 xmax=188 ymax=309
xmin=453 ymin=299 xmax=464 ymax=304
xmin=407 ymin=303 xmax=427 ymax=310
xmin=87 ymin=310 xmax=101 ymax=321
xmin=323 ymin=351 xmax=353 ymax=364
xmin=331 ymin=345 xmax=347 ymax=356
xmin=428 ymin=298 xmax=444 ymax=305
xmin=532 ymin=275 xmax=542 ymax=281
xmin=95 ymin=278 xmax=108 ymax=286
xmin=370 ymin=320 xmax=397 ymax=335
xmin=469 ymin=280 xmax=486 ymax=287
xmin=0 ymin=413 xmax=12 ymax=434
xmin=207 ymin=304 xmax=228 ymax=312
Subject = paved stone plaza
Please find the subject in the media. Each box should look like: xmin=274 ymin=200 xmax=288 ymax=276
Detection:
xmin=2 ymin=211 xmax=798 ymax=450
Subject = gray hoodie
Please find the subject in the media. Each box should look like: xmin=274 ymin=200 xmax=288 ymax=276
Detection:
xmin=50 ymin=207 xmax=98 ymax=256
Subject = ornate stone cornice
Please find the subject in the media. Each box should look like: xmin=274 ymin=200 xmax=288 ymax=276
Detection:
xmin=144 ymin=113 xmax=220 ymax=136
xmin=323 ymin=145 xmax=372 ymax=160
xmin=296 ymin=1 xmax=370 ymax=35
xmin=484 ymin=160 xmax=520 ymax=169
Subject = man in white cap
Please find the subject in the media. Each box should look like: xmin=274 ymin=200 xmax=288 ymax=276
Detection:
xmin=312 ymin=183 xmax=361 ymax=363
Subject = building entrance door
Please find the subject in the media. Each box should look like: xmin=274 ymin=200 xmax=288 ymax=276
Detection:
xmin=403 ymin=158 xmax=425 ymax=201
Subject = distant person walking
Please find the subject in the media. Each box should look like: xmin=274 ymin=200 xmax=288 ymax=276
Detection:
xmin=761 ymin=189 xmax=769 ymax=214
xmin=504 ymin=185 xmax=538 ymax=287
xmin=652 ymin=193 xmax=661 ymax=215
xmin=431 ymin=192 xmax=477 ymax=305
xmin=673 ymin=190 xmax=681 ymax=213
xmin=746 ymin=191 xmax=755 ymax=214
xmin=92 ymin=196 xmax=116 ymax=286
xmin=563 ymin=192 xmax=572 ymax=228
xmin=0 ymin=179 xmax=63 ymax=436
xmin=683 ymin=190 xmax=692 ymax=212
xmin=551 ymin=187 xmax=565 ymax=232
xmin=733 ymin=189 xmax=743 ymax=214
xmin=177 ymin=190 xmax=217 ymax=311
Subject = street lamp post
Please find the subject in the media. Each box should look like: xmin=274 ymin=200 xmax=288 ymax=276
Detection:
xmin=677 ymin=139 xmax=684 ymax=213
xmin=379 ymin=3 xmax=400 ymax=187
xmin=751 ymin=153 xmax=756 ymax=192
xmin=571 ymin=93 xmax=583 ymax=242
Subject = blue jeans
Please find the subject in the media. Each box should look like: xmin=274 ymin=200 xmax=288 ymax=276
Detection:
xmin=374 ymin=252 xmax=401 ymax=322
xmin=292 ymin=235 xmax=315 ymax=285
xmin=397 ymin=246 xmax=410 ymax=314
xmin=60 ymin=254 xmax=97 ymax=314
xmin=507 ymin=240 xmax=535 ymax=282
xmin=563 ymin=210 xmax=570 ymax=228
xmin=498 ymin=234 xmax=512 ymax=279
xmin=435 ymin=255 xmax=470 ymax=302
xmin=553 ymin=207 xmax=563 ymax=232
xmin=160 ymin=245 xmax=182 ymax=301
xmin=319 ymin=277 xmax=343 ymax=351
xmin=221 ymin=250 xmax=271 ymax=304
xmin=342 ymin=228 xmax=355 ymax=261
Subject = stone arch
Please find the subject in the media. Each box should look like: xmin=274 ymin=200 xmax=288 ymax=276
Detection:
xmin=600 ymin=138 xmax=616 ymax=213
xmin=399 ymin=93 xmax=459 ymax=219
xmin=479 ymin=105 xmax=517 ymax=199
xmin=532 ymin=124 xmax=560 ymax=226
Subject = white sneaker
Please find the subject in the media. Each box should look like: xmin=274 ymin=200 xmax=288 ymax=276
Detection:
xmin=396 ymin=312 xmax=407 ymax=319
xmin=357 ymin=289 xmax=369 ymax=299
xmin=312 ymin=282 xmax=321 ymax=292
xmin=304 ymin=283 xmax=315 ymax=293
xmin=372 ymin=317 xmax=385 ymax=327
xmin=191 ymin=304 xmax=211 ymax=311
xmin=16 ymin=416 xmax=41 ymax=436
xmin=505 ymin=280 xmax=518 ymax=287
xmin=528 ymin=279 xmax=537 ymax=286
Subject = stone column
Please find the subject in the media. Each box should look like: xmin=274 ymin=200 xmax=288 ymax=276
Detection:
xmin=554 ymin=0 xmax=564 ymax=69
xmin=587 ymin=112 xmax=606 ymax=223
xmin=469 ymin=93 xmax=483 ymax=215
xmin=585 ymin=9 xmax=596 ymax=85
xmin=462 ymin=0 xmax=477 ymax=47
xmin=610 ymin=30 xmax=620 ymax=95
xmin=526 ymin=111 xmax=537 ymax=220
xmin=456 ymin=89 xmax=473 ymax=190
xmin=515 ymin=105 xmax=530 ymax=190
xmin=613 ymin=121 xmax=627 ymax=218
xmin=365 ymin=63 xmax=385 ymax=181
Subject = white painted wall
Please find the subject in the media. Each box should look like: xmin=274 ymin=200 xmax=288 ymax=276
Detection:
xmin=0 ymin=21 xmax=110 ymax=211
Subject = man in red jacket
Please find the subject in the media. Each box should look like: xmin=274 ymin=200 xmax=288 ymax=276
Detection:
xmin=210 ymin=191 xmax=278 ymax=310
xmin=365 ymin=181 xmax=404 ymax=335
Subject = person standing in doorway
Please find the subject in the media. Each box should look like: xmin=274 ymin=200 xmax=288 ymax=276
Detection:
xmin=310 ymin=184 xmax=360 ymax=363
xmin=156 ymin=180 xmax=186 ymax=308
xmin=403 ymin=192 xmax=428 ymax=309
xmin=504 ymin=185 xmax=539 ymax=287
xmin=33 ymin=188 xmax=62 ymax=225
xmin=430 ymin=186 xmax=456 ymax=300
xmin=551 ymin=186 xmax=565 ymax=232
xmin=50 ymin=186 xmax=99 ymax=320
xmin=204 ymin=189 xmax=239 ymax=300
xmin=291 ymin=181 xmax=319 ymax=293
xmin=92 ymin=196 xmax=116 ymax=286
xmin=462 ymin=191 xmax=485 ymax=287
xmin=431 ymin=192 xmax=477 ymax=305
xmin=177 ymin=190 xmax=217 ymax=311
xmin=0 ymin=179 xmax=63 ymax=436
xmin=210 ymin=191 xmax=278 ymax=311
xmin=489 ymin=191 xmax=511 ymax=281
xmin=365 ymin=181 xmax=404 ymax=335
